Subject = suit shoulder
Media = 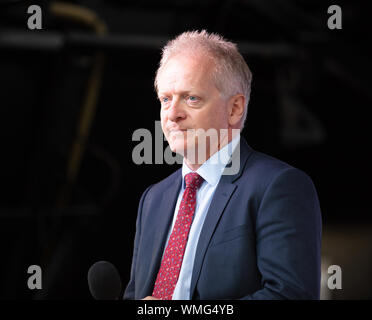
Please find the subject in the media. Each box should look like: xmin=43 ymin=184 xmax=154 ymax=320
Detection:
xmin=248 ymin=149 xmax=293 ymax=173
xmin=242 ymin=149 xmax=314 ymax=188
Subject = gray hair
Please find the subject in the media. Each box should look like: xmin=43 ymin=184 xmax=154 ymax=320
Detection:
xmin=154 ymin=30 xmax=252 ymax=129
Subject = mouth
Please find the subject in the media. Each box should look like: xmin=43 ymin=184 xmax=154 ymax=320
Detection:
xmin=168 ymin=129 xmax=187 ymax=134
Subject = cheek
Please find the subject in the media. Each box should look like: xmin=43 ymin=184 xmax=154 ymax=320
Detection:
xmin=160 ymin=110 xmax=167 ymax=126
xmin=215 ymin=103 xmax=229 ymax=123
xmin=203 ymin=104 xmax=227 ymax=127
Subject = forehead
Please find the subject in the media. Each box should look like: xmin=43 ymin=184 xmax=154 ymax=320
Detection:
xmin=157 ymin=54 xmax=216 ymax=94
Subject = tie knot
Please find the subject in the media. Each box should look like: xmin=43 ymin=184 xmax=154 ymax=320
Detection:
xmin=184 ymin=172 xmax=204 ymax=190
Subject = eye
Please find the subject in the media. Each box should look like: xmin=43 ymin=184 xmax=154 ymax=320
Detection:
xmin=186 ymin=96 xmax=199 ymax=104
xmin=160 ymin=96 xmax=171 ymax=104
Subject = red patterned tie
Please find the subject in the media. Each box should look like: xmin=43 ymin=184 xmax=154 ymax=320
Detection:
xmin=152 ymin=172 xmax=204 ymax=300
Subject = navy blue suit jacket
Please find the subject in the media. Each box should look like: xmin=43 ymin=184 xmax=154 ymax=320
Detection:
xmin=124 ymin=138 xmax=322 ymax=299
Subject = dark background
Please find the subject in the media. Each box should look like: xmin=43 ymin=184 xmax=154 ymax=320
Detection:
xmin=0 ymin=0 xmax=371 ymax=299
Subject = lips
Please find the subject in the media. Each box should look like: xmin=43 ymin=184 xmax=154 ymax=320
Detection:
xmin=168 ymin=130 xmax=186 ymax=138
xmin=168 ymin=128 xmax=187 ymax=132
xmin=168 ymin=128 xmax=187 ymax=135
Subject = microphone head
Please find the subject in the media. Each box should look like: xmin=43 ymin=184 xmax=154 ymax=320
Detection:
xmin=87 ymin=261 xmax=122 ymax=300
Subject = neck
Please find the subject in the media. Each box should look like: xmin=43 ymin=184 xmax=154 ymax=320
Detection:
xmin=184 ymin=128 xmax=239 ymax=171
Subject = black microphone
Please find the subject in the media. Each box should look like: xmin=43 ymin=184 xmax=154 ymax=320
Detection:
xmin=88 ymin=261 xmax=122 ymax=300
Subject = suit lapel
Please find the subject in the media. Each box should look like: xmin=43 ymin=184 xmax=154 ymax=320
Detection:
xmin=189 ymin=138 xmax=253 ymax=299
xmin=189 ymin=180 xmax=236 ymax=298
xmin=141 ymin=171 xmax=182 ymax=297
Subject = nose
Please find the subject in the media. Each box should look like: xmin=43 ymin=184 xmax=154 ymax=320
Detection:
xmin=167 ymin=96 xmax=186 ymax=122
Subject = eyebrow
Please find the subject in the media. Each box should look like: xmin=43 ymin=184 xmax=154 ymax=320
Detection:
xmin=158 ymin=89 xmax=198 ymax=97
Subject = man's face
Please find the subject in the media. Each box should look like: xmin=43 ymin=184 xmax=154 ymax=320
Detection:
xmin=157 ymin=54 xmax=230 ymax=161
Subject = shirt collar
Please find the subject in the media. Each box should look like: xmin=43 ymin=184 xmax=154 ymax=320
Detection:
xmin=182 ymin=133 xmax=241 ymax=188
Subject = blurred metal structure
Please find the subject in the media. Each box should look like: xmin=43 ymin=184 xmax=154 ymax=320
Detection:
xmin=48 ymin=2 xmax=107 ymax=207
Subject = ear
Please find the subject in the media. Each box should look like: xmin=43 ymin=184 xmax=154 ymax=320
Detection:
xmin=228 ymin=94 xmax=245 ymax=127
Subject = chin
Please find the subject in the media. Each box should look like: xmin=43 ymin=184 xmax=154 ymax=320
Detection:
xmin=168 ymin=139 xmax=186 ymax=155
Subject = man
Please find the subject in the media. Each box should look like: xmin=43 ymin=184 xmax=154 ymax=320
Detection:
xmin=124 ymin=30 xmax=322 ymax=300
